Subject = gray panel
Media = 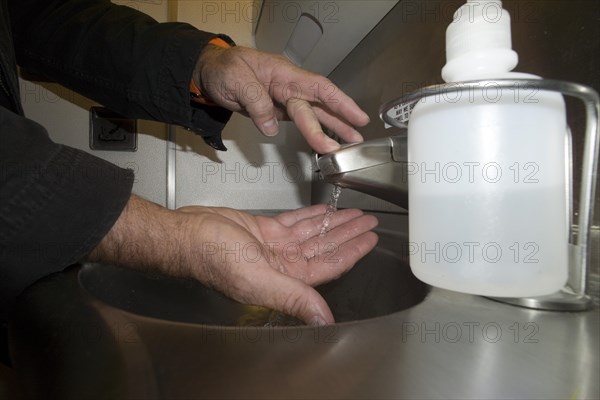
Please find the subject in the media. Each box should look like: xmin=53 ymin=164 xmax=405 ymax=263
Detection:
xmin=254 ymin=0 xmax=399 ymax=75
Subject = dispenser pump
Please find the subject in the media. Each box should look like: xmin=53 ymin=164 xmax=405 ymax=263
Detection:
xmin=442 ymin=0 xmax=518 ymax=82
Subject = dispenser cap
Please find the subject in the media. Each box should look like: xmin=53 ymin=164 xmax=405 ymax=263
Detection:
xmin=441 ymin=0 xmax=518 ymax=82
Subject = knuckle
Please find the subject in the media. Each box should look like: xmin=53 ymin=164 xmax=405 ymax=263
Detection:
xmin=249 ymin=97 xmax=275 ymax=118
xmin=286 ymin=98 xmax=310 ymax=115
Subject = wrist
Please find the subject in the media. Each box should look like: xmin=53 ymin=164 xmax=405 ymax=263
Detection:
xmin=192 ymin=35 xmax=236 ymax=105
xmin=84 ymin=195 xmax=184 ymax=274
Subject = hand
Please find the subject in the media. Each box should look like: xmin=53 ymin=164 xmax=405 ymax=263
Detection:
xmin=195 ymin=45 xmax=370 ymax=154
xmin=86 ymin=195 xmax=379 ymax=325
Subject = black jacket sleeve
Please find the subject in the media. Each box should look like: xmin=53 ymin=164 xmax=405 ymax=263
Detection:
xmin=0 ymin=108 xmax=134 ymax=320
xmin=8 ymin=0 xmax=232 ymax=148
xmin=1 ymin=0 xmax=233 ymax=320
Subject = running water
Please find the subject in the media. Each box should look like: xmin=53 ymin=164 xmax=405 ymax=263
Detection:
xmin=319 ymin=185 xmax=342 ymax=237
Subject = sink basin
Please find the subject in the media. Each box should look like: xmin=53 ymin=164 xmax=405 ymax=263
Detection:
xmin=79 ymin=211 xmax=428 ymax=325
xmin=8 ymin=211 xmax=430 ymax=399
xmin=10 ymin=211 xmax=595 ymax=400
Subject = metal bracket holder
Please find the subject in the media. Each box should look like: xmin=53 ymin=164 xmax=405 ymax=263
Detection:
xmin=379 ymin=79 xmax=599 ymax=311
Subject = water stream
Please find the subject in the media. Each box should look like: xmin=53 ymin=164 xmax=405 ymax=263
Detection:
xmin=319 ymin=185 xmax=342 ymax=237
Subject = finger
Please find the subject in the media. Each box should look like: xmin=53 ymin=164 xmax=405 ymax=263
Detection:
xmin=267 ymin=277 xmax=335 ymax=326
xmin=286 ymin=208 xmax=366 ymax=242
xmin=270 ymin=65 xmax=369 ymax=129
xmin=277 ymin=213 xmax=378 ymax=284
xmin=297 ymin=213 xmax=378 ymax=284
xmin=304 ymin=231 xmax=379 ymax=286
xmin=313 ymin=105 xmax=365 ymax=144
xmin=309 ymin=79 xmax=370 ymax=128
xmin=299 ymin=213 xmax=378 ymax=260
xmin=286 ymin=98 xmax=340 ymax=154
xmin=234 ymin=72 xmax=280 ymax=137
xmin=318 ymin=213 xmax=379 ymax=243
xmin=274 ymin=204 xmax=328 ymax=227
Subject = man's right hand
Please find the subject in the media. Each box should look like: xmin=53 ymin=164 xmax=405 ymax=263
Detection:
xmin=195 ymin=45 xmax=370 ymax=154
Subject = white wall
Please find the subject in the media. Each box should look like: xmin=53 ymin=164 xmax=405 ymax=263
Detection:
xmin=173 ymin=0 xmax=312 ymax=209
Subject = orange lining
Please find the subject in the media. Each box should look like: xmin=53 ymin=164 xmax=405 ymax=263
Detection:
xmin=190 ymin=37 xmax=232 ymax=105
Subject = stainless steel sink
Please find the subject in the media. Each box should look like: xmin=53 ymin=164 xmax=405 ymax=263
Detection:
xmin=78 ymin=211 xmax=428 ymax=325
xmin=8 ymin=211 xmax=598 ymax=400
xmin=8 ymin=211 xmax=433 ymax=399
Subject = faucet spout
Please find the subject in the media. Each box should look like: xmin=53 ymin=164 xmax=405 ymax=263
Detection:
xmin=316 ymin=135 xmax=409 ymax=209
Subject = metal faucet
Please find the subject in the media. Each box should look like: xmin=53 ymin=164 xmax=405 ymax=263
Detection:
xmin=315 ymin=135 xmax=409 ymax=209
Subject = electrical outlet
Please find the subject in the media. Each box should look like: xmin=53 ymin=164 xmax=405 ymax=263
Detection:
xmin=89 ymin=107 xmax=137 ymax=151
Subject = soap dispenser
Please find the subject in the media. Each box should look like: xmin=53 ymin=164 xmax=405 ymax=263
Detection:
xmin=406 ymin=0 xmax=568 ymax=297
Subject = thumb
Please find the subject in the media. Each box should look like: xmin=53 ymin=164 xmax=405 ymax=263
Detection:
xmin=241 ymin=262 xmax=335 ymax=326
xmin=262 ymin=276 xmax=335 ymax=326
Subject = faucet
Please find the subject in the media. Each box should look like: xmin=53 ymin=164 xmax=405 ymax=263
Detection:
xmin=315 ymin=135 xmax=409 ymax=209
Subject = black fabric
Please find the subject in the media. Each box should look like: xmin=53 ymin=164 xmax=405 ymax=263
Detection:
xmin=0 ymin=0 xmax=21 ymax=114
xmin=0 ymin=321 xmax=8 ymax=366
xmin=0 ymin=0 xmax=232 ymax=322
xmin=0 ymin=66 xmax=13 ymax=111
xmin=0 ymin=75 xmax=11 ymax=111
xmin=0 ymin=109 xmax=135 ymax=320
xmin=7 ymin=0 xmax=232 ymax=143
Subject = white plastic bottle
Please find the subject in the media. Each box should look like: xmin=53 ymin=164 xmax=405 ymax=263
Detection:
xmin=407 ymin=0 xmax=568 ymax=297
